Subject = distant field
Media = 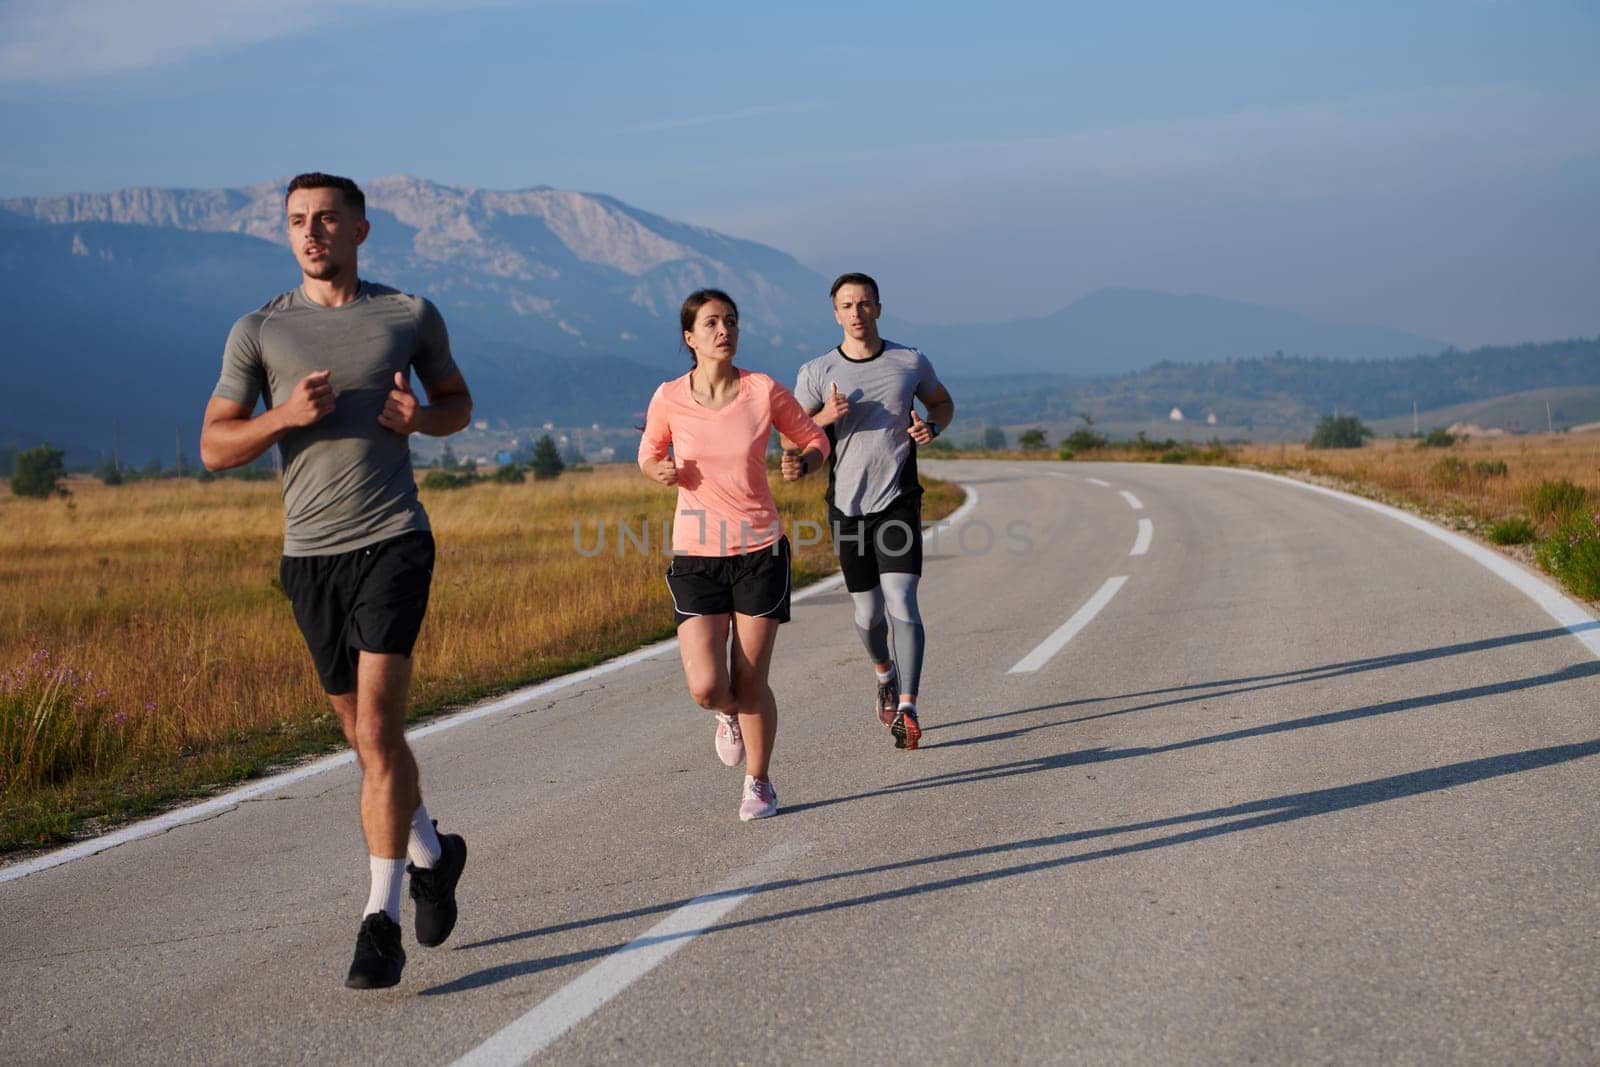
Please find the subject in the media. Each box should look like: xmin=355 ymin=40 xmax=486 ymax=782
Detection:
xmin=0 ymin=468 xmax=963 ymax=851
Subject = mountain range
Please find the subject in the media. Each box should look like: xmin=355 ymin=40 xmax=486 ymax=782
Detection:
xmin=2 ymin=175 xmax=1461 ymax=464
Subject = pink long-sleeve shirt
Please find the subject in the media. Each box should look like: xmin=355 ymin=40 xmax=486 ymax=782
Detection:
xmin=638 ymin=369 xmax=829 ymax=556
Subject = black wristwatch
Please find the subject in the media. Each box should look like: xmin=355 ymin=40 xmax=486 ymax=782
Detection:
xmin=926 ymin=421 xmax=941 ymax=438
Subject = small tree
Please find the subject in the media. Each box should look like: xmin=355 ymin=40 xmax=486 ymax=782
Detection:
xmin=530 ymin=434 xmax=565 ymax=480
xmin=1308 ymin=414 xmax=1372 ymax=449
xmin=1018 ymin=428 xmax=1048 ymax=453
xmin=982 ymin=427 xmax=1007 ymax=451
xmin=11 ymin=443 xmax=68 ymax=498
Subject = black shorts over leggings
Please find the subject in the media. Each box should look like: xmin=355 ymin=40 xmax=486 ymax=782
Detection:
xmin=831 ymin=493 xmax=923 ymax=593
xmin=279 ymin=530 xmax=435 ymax=694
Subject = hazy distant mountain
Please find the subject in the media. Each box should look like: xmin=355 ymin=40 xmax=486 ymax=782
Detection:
xmin=0 ymin=177 xmax=836 ymax=465
xmin=893 ymin=288 xmax=1452 ymax=376
xmin=948 ymin=337 xmax=1600 ymax=441
xmin=3 ymin=175 xmax=834 ymax=369
xmin=0 ymin=176 xmax=1483 ymax=466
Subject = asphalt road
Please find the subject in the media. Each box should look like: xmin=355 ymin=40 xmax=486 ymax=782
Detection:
xmin=3 ymin=459 xmax=1598 ymax=1065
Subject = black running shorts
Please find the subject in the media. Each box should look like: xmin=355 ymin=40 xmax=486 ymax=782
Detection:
xmin=831 ymin=493 xmax=923 ymax=593
xmin=666 ymin=536 xmax=792 ymax=626
xmin=279 ymin=530 xmax=435 ymax=694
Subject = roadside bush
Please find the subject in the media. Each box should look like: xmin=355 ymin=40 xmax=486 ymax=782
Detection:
xmin=1419 ymin=428 xmax=1457 ymax=448
xmin=1063 ymin=428 xmax=1108 ymax=452
xmin=1473 ymin=460 xmax=1508 ymax=477
xmin=1056 ymin=447 xmax=1076 ymax=461
xmin=1158 ymin=449 xmax=1186 ymax=464
xmin=1486 ymin=516 xmax=1538 ymax=545
xmin=1017 ymin=428 xmax=1048 ymax=452
xmin=1308 ymin=414 xmax=1372 ymax=449
xmin=1534 ymin=510 xmax=1600 ymax=599
xmin=1526 ymin=478 xmax=1590 ymax=527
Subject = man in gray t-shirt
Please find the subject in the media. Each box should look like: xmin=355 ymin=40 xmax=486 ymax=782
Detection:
xmin=201 ymin=173 xmax=473 ymax=991
xmin=791 ymin=272 xmax=956 ymax=751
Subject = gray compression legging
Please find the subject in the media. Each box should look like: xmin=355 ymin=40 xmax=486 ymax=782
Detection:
xmin=849 ymin=572 xmax=925 ymax=697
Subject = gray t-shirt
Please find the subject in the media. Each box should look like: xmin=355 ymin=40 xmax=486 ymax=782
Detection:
xmin=794 ymin=340 xmax=943 ymax=517
xmin=213 ymin=282 xmax=460 ymax=556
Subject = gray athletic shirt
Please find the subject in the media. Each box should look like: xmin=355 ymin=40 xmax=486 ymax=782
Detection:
xmin=213 ymin=282 xmax=460 ymax=556
xmin=794 ymin=341 xmax=943 ymax=517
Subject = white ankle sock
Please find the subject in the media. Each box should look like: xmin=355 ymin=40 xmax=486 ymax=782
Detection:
xmin=365 ymin=856 xmax=407 ymax=922
xmin=408 ymin=804 xmax=443 ymax=868
xmin=875 ymin=667 xmax=894 ymax=683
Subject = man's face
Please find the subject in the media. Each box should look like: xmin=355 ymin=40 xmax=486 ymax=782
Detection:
xmin=833 ymin=284 xmax=880 ymax=340
xmin=285 ymin=186 xmax=368 ymax=282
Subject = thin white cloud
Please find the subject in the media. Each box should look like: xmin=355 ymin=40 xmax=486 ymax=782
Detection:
xmin=0 ymin=0 xmax=520 ymax=83
xmin=627 ymin=101 xmax=819 ymax=134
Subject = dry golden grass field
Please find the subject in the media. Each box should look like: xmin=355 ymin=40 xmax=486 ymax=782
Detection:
xmin=0 ymin=467 xmax=962 ymax=850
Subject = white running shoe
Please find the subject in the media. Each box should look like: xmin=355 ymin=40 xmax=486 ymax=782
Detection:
xmin=714 ymin=712 xmax=745 ymax=767
xmin=738 ymin=775 xmax=778 ymax=821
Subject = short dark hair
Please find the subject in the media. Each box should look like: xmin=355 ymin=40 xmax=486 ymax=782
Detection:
xmin=830 ymin=272 xmax=879 ymax=303
xmin=679 ymin=289 xmax=738 ymax=366
xmin=285 ymin=172 xmax=366 ymax=216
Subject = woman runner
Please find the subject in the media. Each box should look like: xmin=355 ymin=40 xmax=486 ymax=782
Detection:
xmin=638 ymin=289 xmax=829 ymax=820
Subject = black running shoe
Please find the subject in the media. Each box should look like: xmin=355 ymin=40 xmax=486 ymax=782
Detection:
xmin=890 ymin=705 xmax=922 ymax=751
xmin=408 ymin=826 xmax=467 ymax=948
xmin=876 ymin=670 xmax=899 ymax=728
xmin=345 ymin=911 xmax=405 ymax=989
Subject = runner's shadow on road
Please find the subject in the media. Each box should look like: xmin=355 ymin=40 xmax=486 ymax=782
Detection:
xmin=922 ymin=659 xmax=1600 ymax=756
xmin=420 ymin=736 xmax=1600 ymax=997
xmin=928 ymin=624 xmax=1600 ymax=740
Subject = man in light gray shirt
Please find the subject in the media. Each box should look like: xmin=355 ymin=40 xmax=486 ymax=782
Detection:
xmin=201 ymin=172 xmax=473 ymax=990
xmin=791 ymin=272 xmax=956 ymax=751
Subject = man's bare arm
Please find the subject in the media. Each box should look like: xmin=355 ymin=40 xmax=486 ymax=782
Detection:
xmin=200 ymin=370 xmax=334 ymax=471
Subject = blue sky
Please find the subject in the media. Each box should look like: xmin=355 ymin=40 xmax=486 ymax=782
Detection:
xmin=2 ymin=0 xmax=1596 ymax=345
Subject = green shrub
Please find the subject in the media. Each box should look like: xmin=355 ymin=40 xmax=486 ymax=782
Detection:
xmin=1486 ymin=516 xmax=1538 ymax=545
xmin=1534 ymin=510 xmax=1600 ymax=599
xmin=1419 ymin=428 xmax=1457 ymax=448
xmin=1473 ymin=460 xmax=1508 ymax=477
xmin=1017 ymin=428 xmax=1048 ymax=452
xmin=1056 ymin=447 xmax=1076 ymax=461
xmin=1063 ymin=428 xmax=1107 ymax=451
xmin=10 ymin=443 xmax=68 ymax=498
xmin=1526 ymin=478 xmax=1590 ymax=526
xmin=490 ymin=463 xmax=526 ymax=484
xmin=422 ymin=469 xmax=475 ymax=490
xmin=1158 ymin=449 xmax=1186 ymax=464
xmin=1308 ymin=415 xmax=1372 ymax=449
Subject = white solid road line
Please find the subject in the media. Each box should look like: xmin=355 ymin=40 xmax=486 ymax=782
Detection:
xmin=1118 ymin=490 xmax=1144 ymax=510
xmin=1087 ymin=477 xmax=1111 ymax=487
xmin=1131 ymin=518 xmax=1154 ymax=557
xmin=451 ymin=843 xmax=803 ymax=1067
xmin=1009 ymin=576 xmax=1129 ymax=674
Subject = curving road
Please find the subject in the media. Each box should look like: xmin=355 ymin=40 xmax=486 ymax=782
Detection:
xmin=3 ymin=459 xmax=1598 ymax=1064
